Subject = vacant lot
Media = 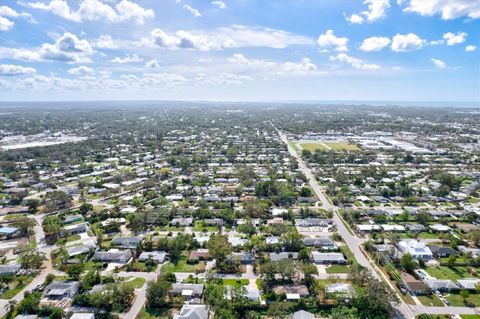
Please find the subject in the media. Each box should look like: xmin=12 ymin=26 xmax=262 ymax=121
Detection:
xmin=426 ymin=266 xmax=475 ymax=280
xmin=299 ymin=142 xmax=329 ymax=151
xmin=417 ymin=294 xmax=444 ymax=307
xmin=325 ymin=142 xmax=359 ymax=151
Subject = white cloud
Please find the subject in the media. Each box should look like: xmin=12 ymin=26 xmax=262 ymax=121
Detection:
xmin=145 ymin=59 xmax=160 ymax=68
xmin=391 ymin=33 xmax=424 ymax=52
xmin=360 ymin=36 xmax=391 ymax=51
xmin=227 ymin=53 xmax=321 ymax=76
xmin=0 ymin=16 xmax=14 ymax=31
xmin=318 ymin=29 xmax=348 ymax=52
xmin=211 ymin=1 xmax=227 ymax=9
xmin=24 ymin=0 xmax=154 ymax=24
xmin=6 ymin=32 xmax=93 ymax=63
xmin=67 ymin=65 xmax=94 ymax=75
xmin=0 ymin=5 xmax=33 ymax=31
xmin=110 ymin=54 xmax=142 ymax=63
xmin=182 ymin=4 xmax=201 ymax=17
xmin=141 ymin=25 xmax=314 ymax=50
xmin=329 ymin=53 xmax=380 ymax=70
xmin=431 ymin=58 xmax=446 ymax=68
xmin=346 ymin=0 xmax=390 ymax=24
xmin=0 ymin=64 xmax=36 ymax=75
xmin=403 ymin=0 xmax=480 ymax=20
xmin=443 ymin=31 xmax=467 ymax=45
xmin=93 ymin=34 xmax=118 ymax=49
xmin=465 ymin=45 xmax=476 ymax=52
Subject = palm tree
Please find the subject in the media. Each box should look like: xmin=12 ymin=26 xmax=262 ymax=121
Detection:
xmin=5 ymin=300 xmax=17 ymax=318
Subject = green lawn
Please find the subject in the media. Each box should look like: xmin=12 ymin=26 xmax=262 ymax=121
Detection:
xmin=0 ymin=275 xmax=35 ymax=299
xmin=123 ymin=277 xmax=146 ymax=289
xmin=161 ymin=260 xmax=205 ymax=273
xmin=461 ymin=315 xmax=480 ymax=319
xmin=326 ymin=265 xmax=350 ymax=274
xmin=222 ymin=279 xmax=249 ymax=287
xmin=446 ymin=293 xmax=480 ymax=307
xmin=66 ymin=234 xmax=81 ymax=242
xmin=417 ymin=295 xmax=445 ymax=307
xmin=426 ymin=266 xmax=472 ymax=280
xmin=192 ymin=222 xmax=218 ymax=232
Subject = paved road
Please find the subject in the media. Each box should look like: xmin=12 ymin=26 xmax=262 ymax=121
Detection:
xmin=273 ymin=124 xmax=478 ymax=318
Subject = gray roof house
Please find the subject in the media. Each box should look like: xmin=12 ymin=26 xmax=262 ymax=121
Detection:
xmin=138 ymin=251 xmax=167 ymax=264
xmin=43 ymin=281 xmax=79 ymax=300
xmin=92 ymin=249 xmax=132 ymax=264
xmin=227 ymin=252 xmax=255 ymax=264
xmin=171 ymin=283 xmax=204 ymax=299
xmin=171 ymin=217 xmax=193 ymax=227
xmin=303 ymin=238 xmax=335 ymax=249
xmin=0 ymin=263 xmax=21 ymax=275
xmin=173 ymin=304 xmax=209 ymax=319
xmin=111 ymin=236 xmax=144 ymax=249
xmin=291 ymin=310 xmax=315 ymax=319
xmin=423 ymin=279 xmax=460 ymax=292
xmin=310 ymin=251 xmax=346 ymax=264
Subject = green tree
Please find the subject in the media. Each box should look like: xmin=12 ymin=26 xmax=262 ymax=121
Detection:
xmin=207 ymin=234 xmax=232 ymax=262
xmin=42 ymin=216 xmax=63 ymax=245
xmin=400 ymin=253 xmax=416 ymax=273
xmin=146 ymin=274 xmax=172 ymax=308
xmin=19 ymin=249 xmax=46 ymax=270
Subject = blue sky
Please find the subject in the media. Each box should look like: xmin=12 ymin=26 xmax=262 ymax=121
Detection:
xmin=0 ymin=0 xmax=479 ymax=102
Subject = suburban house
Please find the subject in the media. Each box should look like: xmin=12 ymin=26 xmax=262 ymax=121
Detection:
xmin=170 ymin=283 xmax=204 ymax=301
xmin=111 ymin=236 xmax=144 ymax=249
xmin=270 ymin=252 xmax=299 ymax=262
xmin=173 ymin=304 xmax=209 ymax=319
xmin=42 ymin=281 xmax=79 ymax=304
xmin=0 ymin=263 xmax=21 ymax=275
xmin=310 ymin=251 xmax=346 ymax=264
xmin=138 ymin=251 xmax=167 ymax=264
xmin=400 ymin=272 xmax=426 ymax=295
xmin=428 ymin=245 xmax=457 ymax=258
xmin=291 ymin=310 xmax=315 ymax=319
xmin=92 ymin=249 xmax=132 ymax=264
xmin=423 ymin=279 xmax=460 ymax=292
xmin=397 ymin=240 xmax=433 ymax=261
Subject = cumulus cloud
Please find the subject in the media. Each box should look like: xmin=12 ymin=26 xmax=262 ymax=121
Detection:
xmin=93 ymin=34 xmax=118 ymax=49
xmin=360 ymin=36 xmax=391 ymax=52
xmin=110 ymin=54 xmax=142 ymax=63
xmin=403 ymin=0 xmax=480 ymax=20
xmin=182 ymin=4 xmax=201 ymax=17
xmin=431 ymin=58 xmax=446 ymax=68
xmin=24 ymin=0 xmax=154 ymax=24
xmin=317 ymin=30 xmax=348 ymax=52
xmin=329 ymin=53 xmax=380 ymax=70
xmin=465 ymin=45 xmax=476 ymax=52
xmin=0 ymin=64 xmax=36 ymax=75
xmin=227 ymin=53 xmax=321 ymax=77
xmin=0 ymin=5 xmax=33 ymax=31
xmin=211 ymin=1 xmax=227 ymax=9
xmin=0 ymin=16 xmax=14 ymax=31
xmin=391 ymin=33 xmax=424 ymax=52
xmin=443 ymin=31 xmax=467 ymax=45
xmin=67 ymin=65 xmax=94 ymax=75
xmin=141 ymin=25 xmax=314 ymax=50
xmin=346 ymin=0 xmax=390 ymax=24
xmin=7 ymin=32 xmax=94 ymax=63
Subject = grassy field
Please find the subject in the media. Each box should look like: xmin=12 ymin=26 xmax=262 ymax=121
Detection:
xmin=461 ymin=315 xmax=480 ymax=319
xmin=326 ymin=265 xmax=350 ymax=274
xmin=161 ymin=260 xmax=205 ymax=273
xmin=417 ymin=294 xmax=445 ymax=307
xmin=299 ymin=142 xmax=329 ymax=151
xmin=325 ymin=142 xmax=359 ymax=151
xmin=446 ymin=293 xmax=480 ymax=307
xmin=426 ymin=266 xmax=473 ymax=280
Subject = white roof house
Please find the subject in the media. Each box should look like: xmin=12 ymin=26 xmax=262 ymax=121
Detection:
xmin=398 ymin=240 xmax=433 ymax=260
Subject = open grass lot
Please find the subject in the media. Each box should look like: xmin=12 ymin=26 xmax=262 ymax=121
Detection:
xmin=446 ymin=293 xmax=480 ymax=307
xmin=417 ymin=294 xmax=444 ymax=307
xmin=325 ymin=142 xmax=359 ymax=151
xmin=299 ymin=142 xmax=329 ymax=151
xmin=461 ymin=315 xmax=480 ymax=319
xmin=123 ymin=277 xmax=146 ymax=289
xmin=426 ymin=266 xmax=477 ymax=280
xmin=137 ymin=307 xmax=173 ymax=319
xmin=222 ymin=279 xmax=249 ymax=287
xmin=161 ymin=260 xmax=205 ymax=273
xmin=326 ymin=265 xmax=350 ymax=274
